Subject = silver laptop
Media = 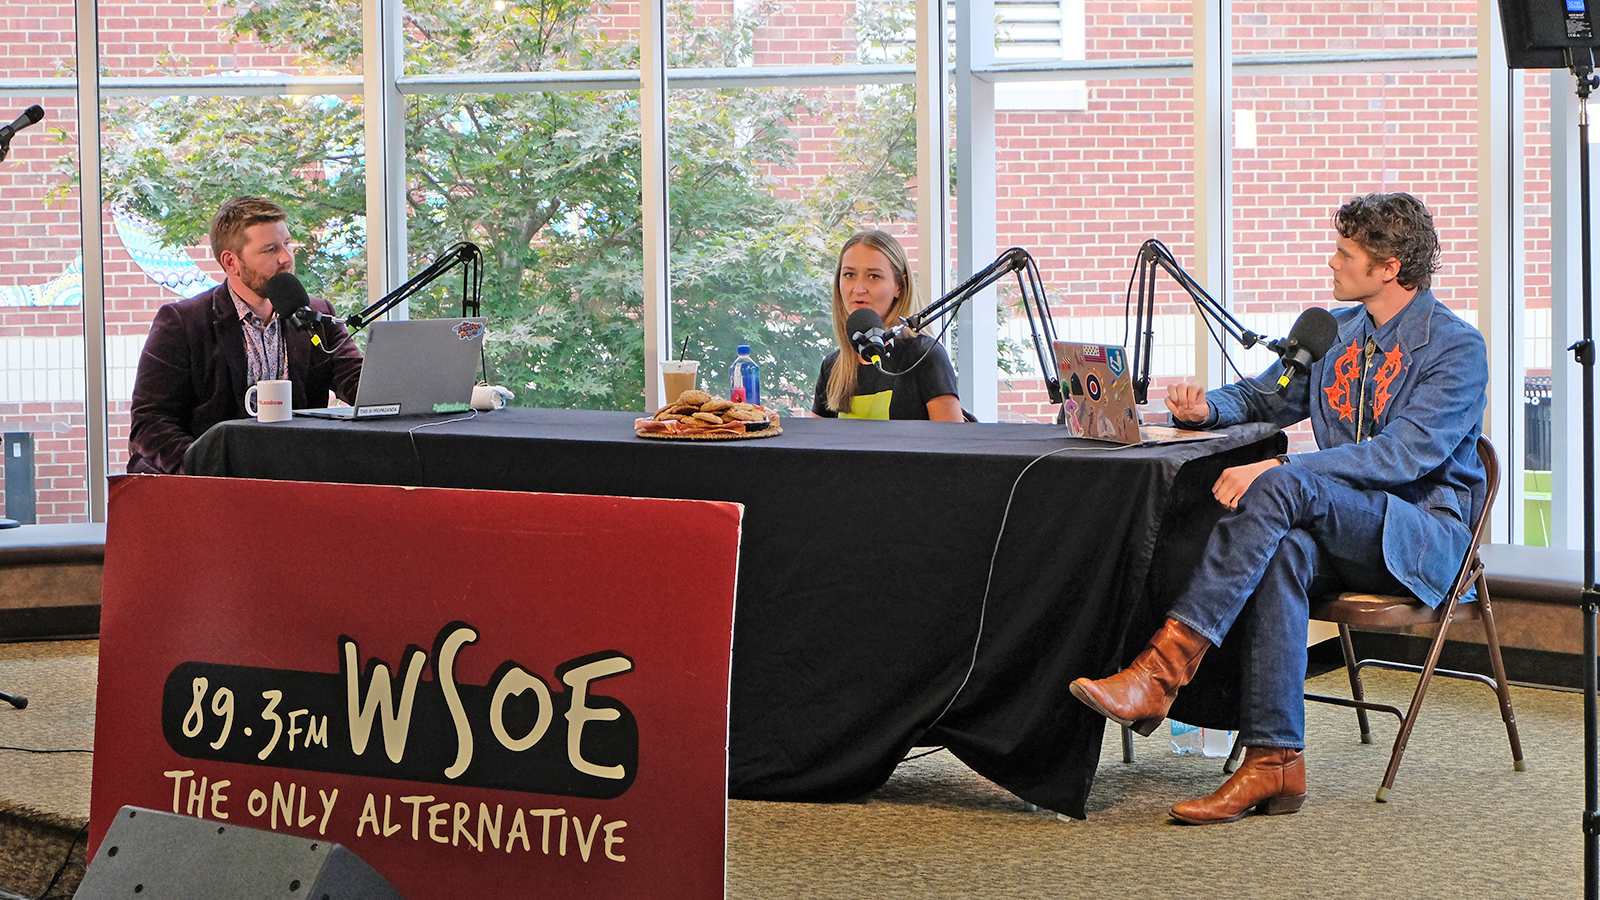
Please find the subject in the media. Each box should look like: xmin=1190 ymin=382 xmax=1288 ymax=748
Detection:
xmin=296 ymin=317 xmax=486 ymax=419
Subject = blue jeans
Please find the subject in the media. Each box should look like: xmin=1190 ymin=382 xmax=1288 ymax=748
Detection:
xmin=1167 ymin=465 xmax=1407 ymax=750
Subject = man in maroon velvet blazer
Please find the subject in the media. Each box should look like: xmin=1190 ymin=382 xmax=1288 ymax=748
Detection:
xmin=127 ymin=196 xmax=363 ymax=474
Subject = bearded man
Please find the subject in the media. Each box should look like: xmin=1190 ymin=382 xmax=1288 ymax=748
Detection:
xmin=128 ymin=196 xmax=363 ymax=474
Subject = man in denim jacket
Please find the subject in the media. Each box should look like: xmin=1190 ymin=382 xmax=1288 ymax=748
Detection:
xmin=1072 ymin=193 xmax=1486 ymax=824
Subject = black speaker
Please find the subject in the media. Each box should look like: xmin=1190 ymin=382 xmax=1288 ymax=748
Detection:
xmin=1499 ymin=0 xmax=1600 ymax=68
xmin=76 ymin=806 xmax=406 ymax=900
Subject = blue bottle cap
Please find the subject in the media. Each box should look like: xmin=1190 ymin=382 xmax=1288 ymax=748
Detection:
xmin=737 ymin=345 xmax=751 ymax=354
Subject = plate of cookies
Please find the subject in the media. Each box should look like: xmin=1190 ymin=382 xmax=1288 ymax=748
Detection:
xmin=634 ymin=390 xmax=782 ymax=440
xmin=630 ymin=387 xmax=780 ymax=438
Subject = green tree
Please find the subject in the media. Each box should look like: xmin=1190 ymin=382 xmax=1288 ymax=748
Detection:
xmin=90 ymin=0 xmax=919 ymax=413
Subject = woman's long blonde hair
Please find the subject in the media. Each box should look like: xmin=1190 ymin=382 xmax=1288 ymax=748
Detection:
xmin=824 ymin=231 xmax=925 ymax=413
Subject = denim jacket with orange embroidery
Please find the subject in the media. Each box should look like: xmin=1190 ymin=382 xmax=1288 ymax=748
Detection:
xmin=1196 ymin=289 xmax=1488 ymax=607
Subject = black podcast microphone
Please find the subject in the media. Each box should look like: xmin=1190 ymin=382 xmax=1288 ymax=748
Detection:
xmin=263 ymin=272 xmax=341 ymax=352
xmin=1267 ymin=307 xmax=1340 ymax=390
xmin=0 ymin=105 xmax=43 ymax=144
xmin=846 ymin=307 xmax=892 ymax=367
xmin=263 ymin=272 xmax=328 ymax=333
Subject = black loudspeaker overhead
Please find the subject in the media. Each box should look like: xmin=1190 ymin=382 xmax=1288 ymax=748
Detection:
xmin=76 ymin=806 xmax=406 ymax=900
xmin=1499 ymin=0 xmax=1600 ymax=68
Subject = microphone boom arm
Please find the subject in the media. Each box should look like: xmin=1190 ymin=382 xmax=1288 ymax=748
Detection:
xmin=1128 ymin=239 xmax=1264 ymax=404
xmin=901 ymin=247 xmax=1063 ymax=405
xmin=346 ymin=241 xmax=483 ymax=333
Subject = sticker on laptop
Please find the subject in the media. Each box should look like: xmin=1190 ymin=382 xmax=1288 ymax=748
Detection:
xmin=455 ymin=321 xmax=486 ymax=341
xmin=1107 ymin=346 xmax=1127 ymax=378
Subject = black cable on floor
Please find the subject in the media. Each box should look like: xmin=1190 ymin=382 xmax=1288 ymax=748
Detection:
xmin=34 ymin=819 xmax=87 ymax=900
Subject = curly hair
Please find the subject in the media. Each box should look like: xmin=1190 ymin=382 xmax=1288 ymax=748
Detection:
xmin=1333 ymin=192 xmax=1440 ymax=293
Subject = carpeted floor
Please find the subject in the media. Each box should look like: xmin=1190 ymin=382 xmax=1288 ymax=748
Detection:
xmin=0 ymin=639 xmax=1583 ymax=899
xmin=0 ymin=641 xmax=94 ymax=900
xmin=727 ymin=671 xmax=1581 ymax=900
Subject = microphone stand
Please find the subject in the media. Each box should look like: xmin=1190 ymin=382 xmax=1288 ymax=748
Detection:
xmin=1126 ymin=238 xmax=1267 ymax=404
xmin=344 ymin=241 xmax=484 ymax=334
xmin=0 ymin=115 xmax=28 ymax=705
xmin=900 ymin=247 xmax=1063 ymax=404
xmin=1561 ymin=49 xmax=1600 ymax=900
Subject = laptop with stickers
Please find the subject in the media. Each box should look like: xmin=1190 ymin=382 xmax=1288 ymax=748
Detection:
xmin=1054 ymin=340 xmax=1142 ymax=444
xmin=296 ymin=317 xmax=486 ymax=420
xmin=1053 ymin=339 xmax=1230 ymax=446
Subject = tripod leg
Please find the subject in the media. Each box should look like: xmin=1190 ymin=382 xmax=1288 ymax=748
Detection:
xmin=0 ymin=691 xmax=27 ymax=709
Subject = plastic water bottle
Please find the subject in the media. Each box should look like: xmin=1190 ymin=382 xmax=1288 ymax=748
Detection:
xmin=1170 ymin=720 xmax=1236 ymax=757
xmin=1202 ymin=727 xmax=1237 ymax=759
xmin=1169 ymin=720 xmax=1203 ymax=755
xmin=729 ymin=345 xmax=761 ymax=405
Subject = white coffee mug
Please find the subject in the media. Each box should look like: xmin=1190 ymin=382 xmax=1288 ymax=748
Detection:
xmin=245 ymin=379 xmax=293 ymax=423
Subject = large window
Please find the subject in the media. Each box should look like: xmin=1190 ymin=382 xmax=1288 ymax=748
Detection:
xmin=981 ymin=0 xmax=1198 ymax=422
xmin=666 ymin=82 xmax=916 ymax=415
xmin=1 ymin=2 xmax=82 ymax=523
xmin=0 ymin=0 xmax=1581 ymax=556
xmin=1229 ymin=69 xmax=1482 ymax=451
xmin=403 ymin=0 xmax=639 ymax=74
xmin=1520 ymin=70 xmax=1554 ymax=546
xmin=991 ymin=79 xmax=1199 ymax=423
xmin=91 ymin=1 xmax=367 ymax=492
xmin=0 ymin=96 xmax=83 ymax=523
xmin=405 ymin=85 xmax=645 ymax=409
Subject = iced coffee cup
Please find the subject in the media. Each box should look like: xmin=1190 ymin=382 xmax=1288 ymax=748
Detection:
xmin=662 ymin=360 xmax=699 ymax=403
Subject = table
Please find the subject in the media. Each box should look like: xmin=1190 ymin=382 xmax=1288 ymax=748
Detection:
xmin=184 ymin=409 xmax=1283 ymax=818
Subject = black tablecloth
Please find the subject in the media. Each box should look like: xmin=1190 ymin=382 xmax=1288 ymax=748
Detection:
xmin=185 ymin=409 xmax=1283 ymax=818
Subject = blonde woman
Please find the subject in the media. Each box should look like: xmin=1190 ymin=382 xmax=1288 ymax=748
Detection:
xmin=811 ymin=231 xmax=963 ymax=421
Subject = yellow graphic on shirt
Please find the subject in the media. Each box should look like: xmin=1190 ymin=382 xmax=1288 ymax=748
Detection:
xmin=844 ymin=390 xmax=894 ymax=420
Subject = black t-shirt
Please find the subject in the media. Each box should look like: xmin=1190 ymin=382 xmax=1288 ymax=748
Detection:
xmin=811 ymin=334 xmax=960 ymax=420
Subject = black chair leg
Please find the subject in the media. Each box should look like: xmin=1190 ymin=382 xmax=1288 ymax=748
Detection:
xmin=1224 ymin=734 xmax=1244 ymax=773
xmin=1338 ymin=624 xmax=1373 ymax=744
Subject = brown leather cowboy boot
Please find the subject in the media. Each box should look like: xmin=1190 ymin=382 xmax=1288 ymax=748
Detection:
xmin=1069 ymin=618 xmax=1209 ymax=736
xmin=1169 ymin=746 xmax=1307 ymax=825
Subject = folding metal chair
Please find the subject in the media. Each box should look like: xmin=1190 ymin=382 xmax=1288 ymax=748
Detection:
xmin=1297 ymin=436 xmax=1525 ymax=800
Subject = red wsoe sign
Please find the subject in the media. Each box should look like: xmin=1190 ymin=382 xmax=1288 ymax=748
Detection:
xmin=92 ymin=476 xmax=740 ymax=899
